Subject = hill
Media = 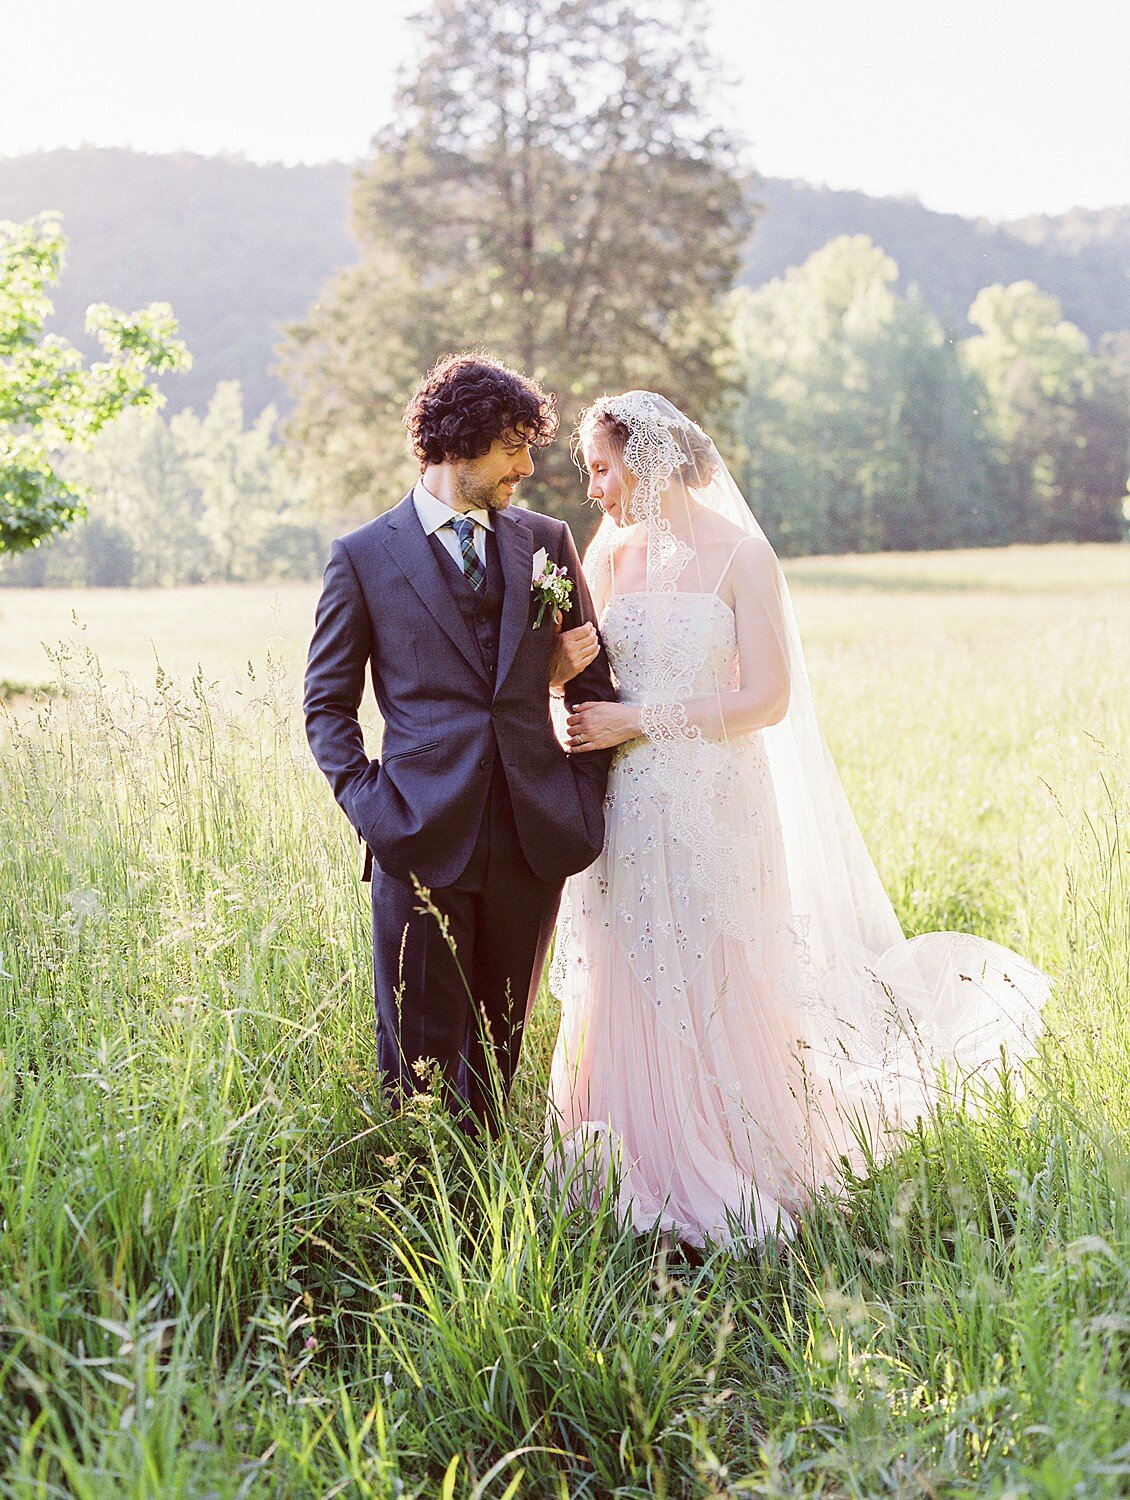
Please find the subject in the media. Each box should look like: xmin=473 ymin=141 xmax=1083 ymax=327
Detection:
xmin=744 ymin=178 xmax=1130 ymax=339
xmin=0 ymin=149 xmax=355 ymax=417
xmin=2 ymin=148 xmax=1126 ymax=418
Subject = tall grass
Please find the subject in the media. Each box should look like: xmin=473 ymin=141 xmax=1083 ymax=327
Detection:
xmin=1 ymin=556 xmax=1128 ymax=1497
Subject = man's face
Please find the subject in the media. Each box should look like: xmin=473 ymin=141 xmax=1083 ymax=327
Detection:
xmin=453 ymin=430 xmax=536 ymax=511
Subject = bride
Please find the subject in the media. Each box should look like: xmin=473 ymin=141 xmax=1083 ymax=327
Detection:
xmin=547 ymin=391 xmax=1051 ymax=1247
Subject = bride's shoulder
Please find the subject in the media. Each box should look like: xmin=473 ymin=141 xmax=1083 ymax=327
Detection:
xmin=701 ymin=516 xmax=774 ymax=570
xmin=690 ymin=503 xmax=760 ymax=552
xmin=581 ymin=528 xmax=622 ymax=603
xmin=730 ymin=532 xmax=779 ymax=576
xmin=583 ymin=524 xmax=635 ymax=573
xmin=581 ymin=530 xmax=613 ymax=575
xmin=728 ymin=531 xmax=775 ymax=564
xmin=720 ymin=532 xmax=781 ymax=610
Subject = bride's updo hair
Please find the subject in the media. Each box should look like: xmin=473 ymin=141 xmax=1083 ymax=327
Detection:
xmin=574 ymin=395 xmax=721 ymax=489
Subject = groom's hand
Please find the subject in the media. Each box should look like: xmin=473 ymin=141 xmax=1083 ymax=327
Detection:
xmin=549 ymin=620 xmax=600 ymax=695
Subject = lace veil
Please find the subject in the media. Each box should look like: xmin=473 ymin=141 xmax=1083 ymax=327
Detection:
xmin=565 ymin=391 xmax=1047 ymax=1116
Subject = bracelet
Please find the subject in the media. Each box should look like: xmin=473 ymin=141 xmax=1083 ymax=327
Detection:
xmin=639 ymin=702 xmax=701 ymax=743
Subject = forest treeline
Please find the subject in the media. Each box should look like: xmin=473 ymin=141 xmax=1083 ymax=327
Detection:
xmin=1 ymin=0 xmax=1127 ymax=581
xmin=5 ymin=230 xmax=1124 ymax=588
xmin=729 ymin=239 xmax=1129 ymax=555
xmin=2 ymin=149 xmax=1127 ymax=423
xmin=1 ymin=383 xmax=322 ymax=587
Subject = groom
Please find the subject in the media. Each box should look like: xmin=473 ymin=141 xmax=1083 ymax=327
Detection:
xmin=304 ymin=353 xmax=616 ymax=1130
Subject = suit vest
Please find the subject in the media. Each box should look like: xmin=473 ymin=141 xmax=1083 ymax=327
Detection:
xmin=425 ymin=526 xmax=505 ymax=684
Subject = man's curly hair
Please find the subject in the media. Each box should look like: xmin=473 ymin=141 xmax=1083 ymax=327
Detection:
xmin=403 ymin=353 xmax=558 ymax=469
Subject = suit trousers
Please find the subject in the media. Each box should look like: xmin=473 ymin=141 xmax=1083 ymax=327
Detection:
xmin=370 ymin=762 xmax=562 ymax=1131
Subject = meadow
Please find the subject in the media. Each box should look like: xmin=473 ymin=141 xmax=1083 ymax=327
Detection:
xmin=0 ymin=543 xmax=1127 ymax=1497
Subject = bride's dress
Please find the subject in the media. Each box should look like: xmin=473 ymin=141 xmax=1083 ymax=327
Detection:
xmin=548 ymin=570 xmax=1049 ymax=1247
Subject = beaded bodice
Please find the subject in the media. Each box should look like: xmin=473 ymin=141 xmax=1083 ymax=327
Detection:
xmin=600 ymin=592 xmax=740 ymax=702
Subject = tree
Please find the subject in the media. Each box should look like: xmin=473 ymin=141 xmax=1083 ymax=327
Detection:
xmin=0 ymin=381 xmax=325 ymax=587
xmin=0 ymin=213 xmax=190 ymax=556
xmin=964 ymin=282 xmax=1129 ymax=543
xmin=871 ymin=293 xmax=996 ymax=551
xmin=51 ymin=405 xmax=204 ymax=586
xmin=172 ymin=382 xmax=313 ymax=582
xmin=728 ymin=236 xmax=992 ymax=555
xmin=281 ymin=0 xmax=751 ymax=536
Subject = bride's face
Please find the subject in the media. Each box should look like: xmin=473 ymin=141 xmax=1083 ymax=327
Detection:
xmin=583 ymin=427 xmax=637 ymax=527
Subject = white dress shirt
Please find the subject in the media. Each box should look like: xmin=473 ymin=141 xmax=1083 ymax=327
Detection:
xmin=413 ymin=479 xmax=493 ymax=571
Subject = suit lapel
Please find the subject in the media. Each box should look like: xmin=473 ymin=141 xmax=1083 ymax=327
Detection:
xmin=493 ymin=508 xmax=534 ymax=691
xmin=381 ymin=494 xmax=490 ymax=683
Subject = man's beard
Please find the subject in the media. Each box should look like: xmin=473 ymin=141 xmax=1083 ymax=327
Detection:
xmin=455 ymin=471 xmax=515 ymax=512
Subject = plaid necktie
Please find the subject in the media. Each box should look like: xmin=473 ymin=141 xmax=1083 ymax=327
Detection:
xmin=448 ymin=515 xmax=486 ymax=594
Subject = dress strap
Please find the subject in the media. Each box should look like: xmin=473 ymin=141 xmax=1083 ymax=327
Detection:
xmin=711 ymin=536 xmax=750 ymax=595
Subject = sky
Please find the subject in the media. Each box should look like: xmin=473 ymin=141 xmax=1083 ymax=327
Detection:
xmin=4 ymin=0 xmax=1128 ymax=222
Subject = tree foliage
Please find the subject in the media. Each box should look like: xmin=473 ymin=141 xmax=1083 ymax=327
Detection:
xmin=6 ymin=150 xmax=1130 ymax=434
xmin=965 ymin=282 xmax=1130 ymax=543
xmin=282 ymin=0 xmax=750 ymax=534
xmin=0 ymin=213 xmax=190 ymax=555
xmin=730 ymin=237 xmax=993 ymax=554
xmin=0 ymin=382 xmax=324 ymax=587
xmin=729 ymin=238 xmax=1128 ymax=555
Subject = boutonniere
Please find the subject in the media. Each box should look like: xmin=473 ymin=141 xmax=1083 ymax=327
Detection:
xmin=531 ymin=547 xmax=574 ymax=628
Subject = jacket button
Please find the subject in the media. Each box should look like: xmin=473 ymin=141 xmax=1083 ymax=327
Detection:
xmin=480 ymin=757 xmax=489 ymax=770
xmin=491 ymin=705 xmax=500 ymax=717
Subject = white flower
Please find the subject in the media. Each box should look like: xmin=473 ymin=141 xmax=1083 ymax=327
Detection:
xmin=530 ymin=556 xmax=574 ymax=626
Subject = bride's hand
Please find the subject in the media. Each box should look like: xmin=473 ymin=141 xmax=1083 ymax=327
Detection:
xmin=549 ymin=620 xmax=600 ymax=693
xmin=566 ymin=701 xmax=641 ymax=753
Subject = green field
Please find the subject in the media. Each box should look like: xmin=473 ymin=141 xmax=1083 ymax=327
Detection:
xmin=1 ymin=544 xmax=1128 ymax=1496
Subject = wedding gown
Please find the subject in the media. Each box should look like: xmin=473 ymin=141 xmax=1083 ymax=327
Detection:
xmin=547 ymin=558 xmax=1049 ymax=1247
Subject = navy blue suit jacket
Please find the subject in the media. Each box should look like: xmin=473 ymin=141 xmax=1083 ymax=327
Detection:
xmin=304 ymin=493 xmax=616 ymax=888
